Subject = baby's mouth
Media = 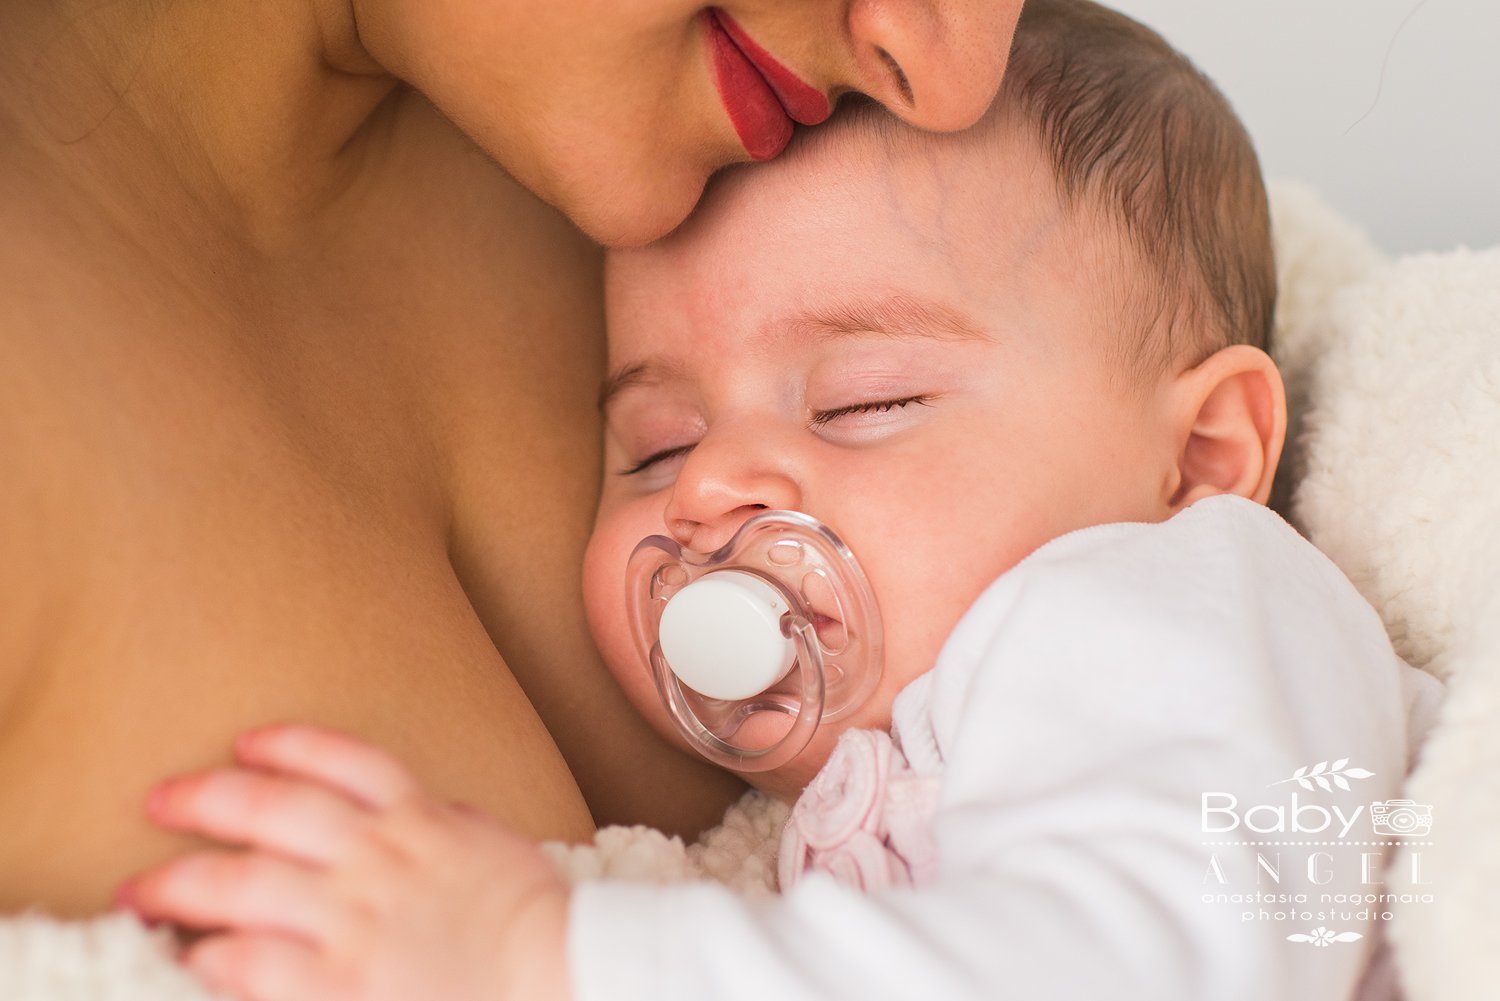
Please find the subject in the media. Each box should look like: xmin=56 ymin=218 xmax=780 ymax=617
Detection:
xmin=809 ymin=610 xmax=846 ymax=651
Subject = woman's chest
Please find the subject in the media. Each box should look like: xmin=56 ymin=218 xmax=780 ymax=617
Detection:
xmin=0 ymin=158 xmax=607 ymax=830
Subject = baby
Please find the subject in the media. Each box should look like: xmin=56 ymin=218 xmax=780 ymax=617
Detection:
xmin=120 ymin=2 xmax=1442 ymax=999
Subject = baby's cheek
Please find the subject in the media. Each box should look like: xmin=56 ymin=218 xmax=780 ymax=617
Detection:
xmin=581 ymin=532 xmax=678 ymax=742
xmin=580 ymin=534 xmax=614 ymax=637
xmin=605 ymin=637 xmax=687 ymax=757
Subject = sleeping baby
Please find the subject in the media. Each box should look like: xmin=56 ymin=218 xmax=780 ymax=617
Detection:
xmin=119 ymin=1 xmax=1443 ymax=999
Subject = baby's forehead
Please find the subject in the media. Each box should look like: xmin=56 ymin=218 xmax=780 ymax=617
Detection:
xmin=724 ymin=117 xmax=1001 ymax=227
xmin=611 ymin=111 xmax=1027 ymax=283
xmin=599 ymin=111 xmax=1128 ymax=383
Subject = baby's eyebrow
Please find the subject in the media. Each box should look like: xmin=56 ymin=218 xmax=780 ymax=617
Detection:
xmin=598 ymin=354 xmax=699 ymax=415
xmin=598 ymin=360 xmax=666 ymax=414
xmin=773 ymin=293 xmax=991 ymax=347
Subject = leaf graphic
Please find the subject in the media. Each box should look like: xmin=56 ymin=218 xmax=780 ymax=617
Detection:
xmin=1334 ymin=775 xmax=1351 ymax=791
xmin=1333 ymin=932 xmax=1365 ymax=943
xmin=1272 ymin=760 xmax=1374 ymax=789
xmin=1287 ymin=934 xmax=1313 ymax=943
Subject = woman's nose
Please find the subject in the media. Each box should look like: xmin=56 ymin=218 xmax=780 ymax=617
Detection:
xmin=846 ymin=0 xmax=1021 ymax=132
xmin=663 ymin=436 xmax=803 ymax=554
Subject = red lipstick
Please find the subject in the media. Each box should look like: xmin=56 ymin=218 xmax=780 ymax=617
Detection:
xmin=704 ymin=8 xmax=831 ymax=161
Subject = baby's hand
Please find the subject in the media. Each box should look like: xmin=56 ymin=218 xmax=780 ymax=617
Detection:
xmin=118 ymin=724 xmax=570 ymax=1001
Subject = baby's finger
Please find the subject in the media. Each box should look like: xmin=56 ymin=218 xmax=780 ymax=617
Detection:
xmin=149 ymin=767 xmax=370 ymax=867
xmin=184 ymin=930 xmax=329 ymax=1001
xmin=233 ymin=723 xmax=421 ymax=809
xmin=121 ymin=849 xmax=334 ymax=947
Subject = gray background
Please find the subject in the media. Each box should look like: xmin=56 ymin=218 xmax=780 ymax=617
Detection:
xmin=1105 ymin=0 xmax=1500 ymax=255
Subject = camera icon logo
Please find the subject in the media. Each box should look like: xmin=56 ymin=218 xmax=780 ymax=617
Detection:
xmin=1369 ymin=799 xmax=1433 ymax=836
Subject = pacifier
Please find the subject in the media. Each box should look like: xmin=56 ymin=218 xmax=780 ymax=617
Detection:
xmin=625 ymin=511 xmax=883 ymax=772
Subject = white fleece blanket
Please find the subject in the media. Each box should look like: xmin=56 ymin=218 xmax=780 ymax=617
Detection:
xmin=2 ymin=182 xmax=1493 ymax=1000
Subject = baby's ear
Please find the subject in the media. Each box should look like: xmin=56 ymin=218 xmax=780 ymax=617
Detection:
xmin=1165 ymin=345 xmax=1287 ymax=510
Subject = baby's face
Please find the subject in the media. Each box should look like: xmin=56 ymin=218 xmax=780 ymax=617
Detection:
xmin=585 ymin=115 xmax=1181 ymax=798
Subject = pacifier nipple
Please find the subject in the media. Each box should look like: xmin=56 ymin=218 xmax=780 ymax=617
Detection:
xmin=659 ymin=571 xmax=797 ymax=701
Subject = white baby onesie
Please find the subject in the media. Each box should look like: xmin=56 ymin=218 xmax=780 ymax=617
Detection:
xmin=569 ymin=495 xmax=1443 ymax=1001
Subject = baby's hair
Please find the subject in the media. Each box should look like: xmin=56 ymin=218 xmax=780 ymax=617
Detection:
xmin=792 ymin=0 xmax=1275 ymax=378
xmin=1000 ymin=0 xmax=1274 ymax=375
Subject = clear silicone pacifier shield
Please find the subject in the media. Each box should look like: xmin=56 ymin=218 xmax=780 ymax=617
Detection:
xmin=625 ymin=511 xmax=884 ymax=772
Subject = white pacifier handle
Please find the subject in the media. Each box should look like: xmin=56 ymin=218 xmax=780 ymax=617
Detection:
xmin=651 ymin=610 xmax=825 ymax=773
xmin=658 ymin=571 xmax=797 ymax=701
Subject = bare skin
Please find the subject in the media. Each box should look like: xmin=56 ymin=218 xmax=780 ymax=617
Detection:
xmin=0 ymin=1 xmax=743 ymax=917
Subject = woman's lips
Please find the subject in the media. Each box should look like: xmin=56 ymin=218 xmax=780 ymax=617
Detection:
xmin=703 ymin=8 xmax=831 ymax=162
xmin=711 ymin=10 xmax=831 ymax=126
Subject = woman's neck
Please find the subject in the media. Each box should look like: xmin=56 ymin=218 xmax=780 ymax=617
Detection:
xmin=1 ymin=0 xmax=400 ymax=253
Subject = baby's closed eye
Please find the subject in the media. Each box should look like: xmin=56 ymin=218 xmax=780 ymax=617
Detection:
xmin=807 ymin=395 xmax=936 ymax=428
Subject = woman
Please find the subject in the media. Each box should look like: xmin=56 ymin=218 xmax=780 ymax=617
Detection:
xmin=0 ymin=0 xmax=1020 ymax=917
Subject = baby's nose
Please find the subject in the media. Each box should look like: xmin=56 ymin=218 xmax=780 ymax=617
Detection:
xmin=668 ymin=503 xmax=773 ymax=556
xmin=663 ymin=438 xmax=803 ymax=554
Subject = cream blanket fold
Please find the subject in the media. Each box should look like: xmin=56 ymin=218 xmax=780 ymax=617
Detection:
xmin=1282 ymin=230 xmax=1500 ymax=1001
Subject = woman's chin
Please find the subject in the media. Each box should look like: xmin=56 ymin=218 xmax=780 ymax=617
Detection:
xmin=568 ymin=168 xmax=712 ymax=249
